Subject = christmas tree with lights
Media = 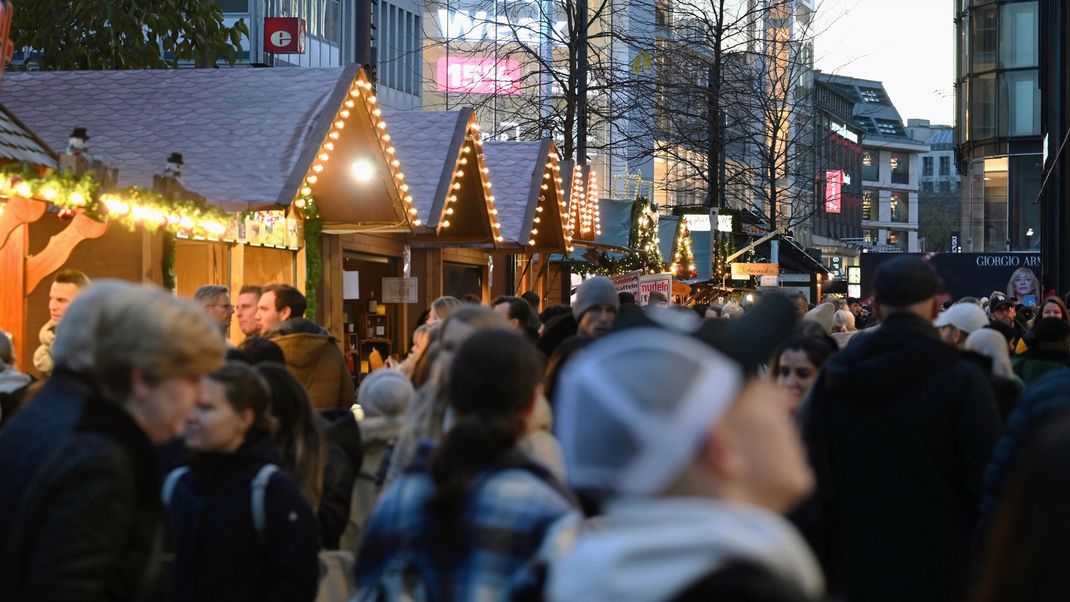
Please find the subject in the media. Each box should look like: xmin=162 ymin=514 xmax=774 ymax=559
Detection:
xmin=673 ymin=219 xmax=698 ymax=279
xmin=629 ymin=197 xmax=665 ymax=274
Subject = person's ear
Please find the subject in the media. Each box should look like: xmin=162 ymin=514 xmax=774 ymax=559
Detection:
xmin=130 ymin=367 xmax=152 ymax=402
xmin=696 ymin=425 xmax=741 ymax=480
xmin=237 ymin=407 xmax=255 ymax=433
xmin=280 ymin=306 xmax=292 ymax=321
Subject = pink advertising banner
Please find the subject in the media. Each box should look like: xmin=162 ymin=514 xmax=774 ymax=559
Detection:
xmin=435 ymin=57 xmax=522 ymax=94
xmin=825 ymin=169 xmax=844 ymax=214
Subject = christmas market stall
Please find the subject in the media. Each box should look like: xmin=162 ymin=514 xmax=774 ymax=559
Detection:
xmin=0 ymin=67 xmax=407 ymax=367
xmin=482 ymin=140 xmax=570 ymax=306
xmin=316 ymin=107 xmax=503 ymax=369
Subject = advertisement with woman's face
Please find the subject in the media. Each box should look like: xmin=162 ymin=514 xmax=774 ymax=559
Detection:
xmin=1008 ymin=267 xmax=1041 ymax=306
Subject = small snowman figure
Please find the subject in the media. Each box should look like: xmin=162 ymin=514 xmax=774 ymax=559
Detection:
xmin=67 ymin=127 xmax=89 ymax=157
xmin=163 ymin=152 xmax=184 ymax=183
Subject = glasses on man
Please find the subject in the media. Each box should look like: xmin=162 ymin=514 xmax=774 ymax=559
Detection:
xmin=208 ymin=303 xmax=234 ymax=311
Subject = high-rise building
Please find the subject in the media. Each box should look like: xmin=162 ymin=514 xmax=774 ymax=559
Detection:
xmin=818 ymin=73 xmax=925 ymax=253
xmin=221 ymin=0 xmax=422 ymax=110
xmin=954 ymin=0 xmax=1042 ymax=252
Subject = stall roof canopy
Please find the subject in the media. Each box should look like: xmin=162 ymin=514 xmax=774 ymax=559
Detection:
xmin=0 ymin=104 xmax=56 ymax=168
xmin=658 ymin=215 xmax=679 ymax=265
xmin=483 ymin=139 xmax=566 ymax=250
xmin=1 ymin=67 xmax=356 ymax=212
xmin=381 ymin=109 xmax=469 ymax=229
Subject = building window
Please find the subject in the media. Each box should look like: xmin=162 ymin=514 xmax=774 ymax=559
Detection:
xmin=890 ymin=153 xmax=909 ymax=184
xmin=971 ymin=73 xmax=997 ymax=139
xmin=860 ymin=87 xmax=883 ymax=103
xmin=861 ymin=151 xmax=879 ymax=181
xmin=220 ymin=0 xmax=248 ymax=11
xmin=940 ymin=156 xmax=951 ymax=176
xmin=888 ymin=231 xmax=900 ymax=246
xmin=971 ymin=5 xmax=998 ymax=72
xmin=999 ymin=70 xmax=1040 ymax=136
xmin=890 ymin=192 xmax=908 ymax=223
xmin=1000 ymin=2 xmax=1038 ymax=69
xmin=863 ymin=228 xmax=877 ymax=243
xmin=862 ymin=189 xmax=876 ymax=221
xmin=923 ymin=156 xmax=934 ymax=176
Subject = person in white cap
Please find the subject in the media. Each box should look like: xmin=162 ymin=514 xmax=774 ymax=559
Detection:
xmin=548 ymin=295 xmax=823 ymax=601
xmin=934 ymin=302 xmax=990 ymax=349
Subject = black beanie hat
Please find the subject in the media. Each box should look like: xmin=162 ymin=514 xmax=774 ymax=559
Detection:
xmin=873 ymin=256 xmax=943 ymax=307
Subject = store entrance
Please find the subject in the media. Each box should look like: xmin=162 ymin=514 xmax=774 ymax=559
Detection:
xmin=342 ymin=252 xmax=400 ymax=375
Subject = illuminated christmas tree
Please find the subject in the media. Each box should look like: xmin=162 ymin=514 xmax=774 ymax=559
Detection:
xmin=673 ymin=220 xmax=698 ymax=279
xmin=629 ymin=197 xmax=665 ymax=274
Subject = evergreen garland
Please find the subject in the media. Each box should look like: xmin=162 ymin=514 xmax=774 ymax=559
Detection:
xmin=296 ymin=199 xmax=323 ymax=322
xmin=161 ymin=232 xmax=176 ymax=292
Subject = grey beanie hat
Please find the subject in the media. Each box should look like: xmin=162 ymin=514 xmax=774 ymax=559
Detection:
xmin=572 ymin=276 xmax=620 ymax=320
xmin=358 ymin=369 xmax=415 ymax=418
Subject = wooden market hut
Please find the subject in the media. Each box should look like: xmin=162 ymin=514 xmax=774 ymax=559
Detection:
xmin=482 ymin=140 xmax=571 ymax=306
xmin=0 ymin=67 xmax=409 ymax=370
xmin=316 ymin=108 xmax=505 ymax=369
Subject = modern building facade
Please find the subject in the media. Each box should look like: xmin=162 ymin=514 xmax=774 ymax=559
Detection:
xmin=221 ymin=0 xmax=422 ymax=110
xmin=954 ymin=0 xmax=1042 ymax=252
xmin=819 ymin=73 xmax=925 ymax=252
xmin=807 ymin=77 xmax=864 ymax=263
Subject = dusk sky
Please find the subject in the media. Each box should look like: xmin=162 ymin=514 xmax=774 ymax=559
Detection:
xmin=815 ymin=0 xmax=956 ymax=125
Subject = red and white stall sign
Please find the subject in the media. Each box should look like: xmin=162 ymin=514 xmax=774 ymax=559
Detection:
xmin=435 ymin=57 xmax=521 ymax=94
xmin=264 ymin=17 xmax=306 ymax=54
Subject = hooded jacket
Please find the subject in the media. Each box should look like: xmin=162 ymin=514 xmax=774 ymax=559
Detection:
xmin=548 ymin=498 xmax=825 ymax=602
xmin=264 ymin=318 xmax=355 ymax=410
xmin=795 ymin=312 xmax=1002 ymax=602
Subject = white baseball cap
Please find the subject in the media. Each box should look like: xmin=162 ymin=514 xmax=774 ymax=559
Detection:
xmin=933 ymin=303 xmax=989 ymax=334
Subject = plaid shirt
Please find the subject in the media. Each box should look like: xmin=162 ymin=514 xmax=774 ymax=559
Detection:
xmin=355 ymin=443 xmax=576 ymax=601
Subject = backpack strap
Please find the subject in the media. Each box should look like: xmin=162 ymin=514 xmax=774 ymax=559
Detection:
xmin=250 ymin=463 xmax=279 ymax=545
xmin=161 ymin=466 xmax=190 ymax=506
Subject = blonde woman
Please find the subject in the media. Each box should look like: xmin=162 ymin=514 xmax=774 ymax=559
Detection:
xmin=1007 ymin=267 xmax=1041 ymax=306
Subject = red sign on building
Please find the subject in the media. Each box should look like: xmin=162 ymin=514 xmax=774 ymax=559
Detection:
xmin=264 ymin=17 xmax=306 ymax=54
xmin=825 ymin=169 xmax=844 ymax=214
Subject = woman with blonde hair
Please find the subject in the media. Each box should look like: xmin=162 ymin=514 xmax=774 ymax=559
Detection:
xmin=1007 ymin=267 xmax=1042 ymax=305
xmin=426 ymin=295 xmax=463 ymax=326
xmin=966 ymin=328 xmax=1024 ymax=421
xmin=830 ymin=309 xmax=858 ymax=348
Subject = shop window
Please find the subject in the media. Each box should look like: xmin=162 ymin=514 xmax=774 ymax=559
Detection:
xmin=1000 ymin=2 xmax=1038 ymax=69
xmin=983 ymin=157 xmax=1009 ymax=250
xmin=444 ymin=262 xmax=483 ymax=300
xmin=999 ymin=70 xmax=1040 ymax=137
xmin=861 ymin=151 xmax=879 ymax=181
xmin=923 ymin=157 xmax=934 ymax=176
xmin=863 ymin=229 xmax=877 ymax=243
xmin=890 ymin=153 xmax=909 ymax=185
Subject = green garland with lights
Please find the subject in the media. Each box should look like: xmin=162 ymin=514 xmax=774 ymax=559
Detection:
xmin=0 ymin=162 xmax=230 ymax=237
xmin=294 ymin=198 xmax=323 ymax=322
xmin=573 ymin=197 xmax=667 ymax=277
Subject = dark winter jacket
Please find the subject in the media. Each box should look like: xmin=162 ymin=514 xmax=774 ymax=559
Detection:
xmin=165 ymin=438 xmax=320 ymax=602
xmin=319 ymin=411 xmax=363 ymax=550
xmin=1011 ymin=347 xmax=1070 ymax=385
xmin=674 ymin=561 xmax=820 ymax=602
xmin=0 ymin=362 xmax=33 ymax=425
xmin=2 ymin=393 xmax=165 ymax=601
xmin=264 ymin=318 xmax=355 ymax=410
xmin=978 ymin=369 xmax=1070 ymax=544
xmin=795 ymin=312 xmax=1002 ymax=602
xmin=0 ymin=369 xmax=97 ymax=560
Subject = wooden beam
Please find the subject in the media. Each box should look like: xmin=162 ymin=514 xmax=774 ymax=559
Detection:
xmin=0 ymin=196 xmax=47 ymax=250
xmin=0 ymin=223 xmax=27 ymax=371
xmin=25 ymin=213 xmax=108 ymax=295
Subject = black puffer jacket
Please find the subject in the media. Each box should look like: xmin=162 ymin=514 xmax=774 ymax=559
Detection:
xmin=795 ymin=313 xmax=1002 ymax=602
xmin=2 ymin=393 xmax=165 ymax=601
xmin=165 ymin=438 xmax=320 ymax=602
xmin=320 ymin=411 xmax=363 ymax=550
xmin=674 ymin=561 xmax=822 ymax=602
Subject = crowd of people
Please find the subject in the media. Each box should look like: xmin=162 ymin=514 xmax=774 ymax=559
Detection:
xmin=1 ymin=255 xmax=1069 ymax=600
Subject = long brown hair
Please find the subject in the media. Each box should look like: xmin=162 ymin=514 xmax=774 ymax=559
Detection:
xmin=253 ymin=363 xmax=325 ymax=508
